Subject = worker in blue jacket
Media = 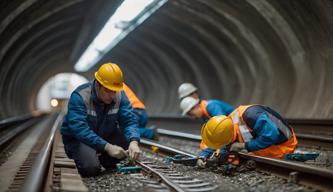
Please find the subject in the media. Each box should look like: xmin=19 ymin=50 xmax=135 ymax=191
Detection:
xmin=179 ymin=96 xmax=234 ymax=165
xmin=201 ymin=105 xmax=298 ymax=159
xmin=61 ymin=63 xmax=141 ymax=177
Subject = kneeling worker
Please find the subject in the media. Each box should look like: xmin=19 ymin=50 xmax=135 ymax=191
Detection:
xmin=61 ymin=63 xmax=141 ymax=177
xmin=180 ymin=96 xmax=234 ymax=160
xmin=201 ymin=105 xmax=298 ymax=159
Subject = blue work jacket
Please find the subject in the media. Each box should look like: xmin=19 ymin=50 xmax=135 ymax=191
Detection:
xmin=209 ymin=105 xmax=292 ymax=156
xmin=241 ymin=105 xmax=291 ymax=151
xmin=201 ymin=99 xmax=235 ymax=123
xmin=198 ymin=99 xmax=234 ymax=158
xmin=61 ymin=81 xmax=140 ymax=152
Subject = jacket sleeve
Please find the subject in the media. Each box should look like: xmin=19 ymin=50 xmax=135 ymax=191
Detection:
xmin=207 ymin=101 xmax=234 ymax=116
xmin=198 ymin=148 xmax=215 ymax=158
xmin=198 ymin=146 xmax=228 ymax=158
xmin=118 ymin=91 xmax=140 ymax=142
xmin=66 ymin=92 xmax=108 ymax=152
xmin=245 ymin=113 xmax=281 ymax=151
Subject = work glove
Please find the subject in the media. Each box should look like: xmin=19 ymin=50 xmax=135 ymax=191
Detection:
xmin=128 ymin=141 xmax=141 ymax=161
xmin=104 ymin=143 xmax=128 ymax=159
xmin=230 ymin=142 xmax=246 ymax=152
xmin=196 ymin=157 xmax=207 ymax=169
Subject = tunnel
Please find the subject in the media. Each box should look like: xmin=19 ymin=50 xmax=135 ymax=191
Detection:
xmin=1 ymin=0 xmax=333 ymax=119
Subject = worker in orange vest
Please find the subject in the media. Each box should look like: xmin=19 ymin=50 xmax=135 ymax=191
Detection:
xmin=123 ymin=84 xmax=158 ymax=140
xmin=178 ymin=83 xmax=234 ymax=166
xmin=201 ymin=105 xmax=298 ymax=161
xmin=179 ymin=96 xmax=234 ymax=167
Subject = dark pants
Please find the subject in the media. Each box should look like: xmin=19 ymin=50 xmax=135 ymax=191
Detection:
xmin=62 ymin=129 xmax=129 ymax=177
xmin=133 ymin=108 xmax=147 ymax=127
xmin=134 ymin=108 xmax=155 ymax=139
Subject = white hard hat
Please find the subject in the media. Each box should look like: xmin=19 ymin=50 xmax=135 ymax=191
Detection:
xmin=180 ymin=97 xmax=200 ymax=116
xmin=178 ymin=83 xmax=197 ymax=99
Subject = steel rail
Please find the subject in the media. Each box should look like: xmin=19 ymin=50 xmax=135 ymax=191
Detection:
xmin=296 ymin=133 xmax=333 ymax=148
xmin=0 ymin=118 xmax=39 ymax=148
xmin=157 ymin=128 xmax=333 ymax=149
xmin=140 ymin=139 xmax=197 ymax=158
xmin=138 ymin=140 xmax=217 ymax=191
xmin=150 ymin=114 xmax=333 ymax=124
xmin=0 ymin=114 xmax=32 ymax=129
xmin=287 ymin=119 xmax=333 ymax=125
xmin=0 ymin=111 xmax=46 ymax=130
xmin=157 ymin=128 xmax=201 ymax=141
xmin=21 ymin=111 xmax=64 ymax=192
xmin=149 ymin=115 xmax=333 ymax=135
xmin=136 ymin=161 xmax=185 ymax=192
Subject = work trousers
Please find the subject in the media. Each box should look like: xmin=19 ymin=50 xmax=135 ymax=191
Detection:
xmin=134 ymin=108 xmax=155 ymax=139
xmin=62 ymin=129 xmax=129 ymax=177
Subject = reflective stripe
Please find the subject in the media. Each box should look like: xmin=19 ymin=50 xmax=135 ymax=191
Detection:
xmin=78 ymin=86 xmax=95 ymax=116
xmin=234 ymin=105 xmax=297 ymax=158
xmin=230 ymin=111 xmax=253 ymax=142
xmin=267 ymin=113 xmax=292 ymax=139
xmin=108 ymin=109 xmax=118 ymax=114
xmin=78 ymin=85 xmax=121 ymax=116
xmin=87 ymin=110 xmax=96 ymax=116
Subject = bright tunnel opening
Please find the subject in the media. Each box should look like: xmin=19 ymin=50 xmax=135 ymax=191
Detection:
xmin=36 ymin=73 xmax=89 ymax=111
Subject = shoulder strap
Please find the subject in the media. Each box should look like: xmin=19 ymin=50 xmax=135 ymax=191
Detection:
xmin=200 ymin=100 xmax=211 ymax=118
xmin=230 ymin=107 xmax=253 ymax=142
xmin=78 ymin=85 xmax=96 ymax=116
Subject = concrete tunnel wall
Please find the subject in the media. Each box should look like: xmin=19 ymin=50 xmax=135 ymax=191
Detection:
xmin=0 ymin=0 xmax=333 ymax=119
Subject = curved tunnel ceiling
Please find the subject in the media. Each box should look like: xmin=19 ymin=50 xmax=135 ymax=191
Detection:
xmin=1 ymin=0 xmax=333 ymax=119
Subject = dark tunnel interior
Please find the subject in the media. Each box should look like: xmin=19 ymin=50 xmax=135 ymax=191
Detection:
xmin=0 ymin=0 xmax=333 ymax=119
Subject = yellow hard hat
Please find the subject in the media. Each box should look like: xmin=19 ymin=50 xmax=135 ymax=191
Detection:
xmin=95 ymin=63 xmax=124 ymax=91
xmin=201 ymin=115 xmax=234 ymax=149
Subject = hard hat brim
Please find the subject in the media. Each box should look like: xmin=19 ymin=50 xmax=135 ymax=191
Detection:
xmin=95 ymin=72 xmax=123 ymax=92
xmin=181 ymin=99 xmax=199 ymax=116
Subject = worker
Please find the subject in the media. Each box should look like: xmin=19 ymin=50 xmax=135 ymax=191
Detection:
xmin=123 ymin=83 xmax=158 ymax=140
xmin=61 ymin=63 xmax=141 ymax=177
xmin=180 ymin=96 xmax=234 ymax=122
xmin=180 ymin=96 xmax=234 ymax=166
xmin=201 ymin=105 xmax=298 ymax=160
xmin=178 ymin=82 xmax=199 ymax=100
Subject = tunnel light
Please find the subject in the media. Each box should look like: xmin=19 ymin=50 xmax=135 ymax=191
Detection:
xmin=50 ymin=99 xmax=59 ymax=107
xmin=74 ymin=0 xmax=167 ymax=72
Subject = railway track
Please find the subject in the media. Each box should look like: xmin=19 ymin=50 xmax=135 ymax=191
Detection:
xmin=0 ymin=112 xmax=45 ymax=151
xmin=153 ymin=128 xmax=333 ymax=191
xmin=1 ymin=114 xmax=332 ymax=191
xmin=134 ymin=161 xmax=217 ymax=192
xmin=0 ymin=111 xmax=89 ymax=192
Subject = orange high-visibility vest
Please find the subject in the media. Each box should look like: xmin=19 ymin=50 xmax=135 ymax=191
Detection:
xmin=123 ymin=84 xmax=145 ymax=109
xmin=200 ymin=100 xmax=211 ymax=119
xmin=199 ymin=100 xmax=219 ymax=154
xmin=229 ymin=105 xmax=297 ymax=158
